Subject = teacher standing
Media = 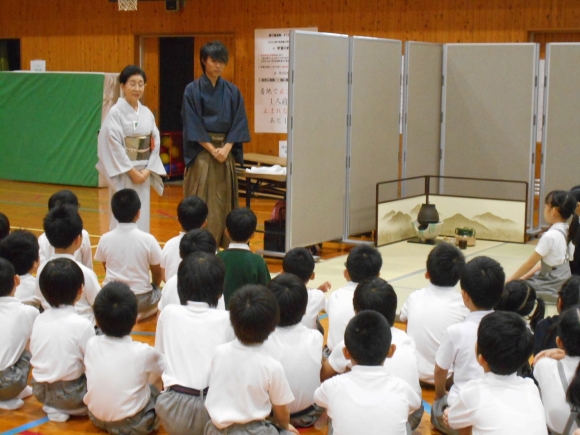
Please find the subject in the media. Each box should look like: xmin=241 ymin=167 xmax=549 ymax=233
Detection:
xmin=182 ymin=41 xmax=250 ymax=248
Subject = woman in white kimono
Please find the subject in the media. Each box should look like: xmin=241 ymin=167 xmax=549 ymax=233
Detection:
xmin=97 ymin=65 xmax=166 ymax=233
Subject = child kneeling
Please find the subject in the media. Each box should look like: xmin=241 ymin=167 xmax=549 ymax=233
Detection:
xmin=204 ymin=285 xmax=298 ymax=434
xmin=84 ymin=282 xmax=165 ymax=435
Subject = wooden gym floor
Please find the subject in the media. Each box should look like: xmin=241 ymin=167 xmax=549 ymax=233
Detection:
xmin=0 ymin=179 xmax=439 ymax=435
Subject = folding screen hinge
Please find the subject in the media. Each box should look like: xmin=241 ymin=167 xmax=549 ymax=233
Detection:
xmin=406 ymin=74 xmax=409 ymax=86
xmin=544 ymin=76 xmax=547 ymax=87
xmin=347 ymin=114 xmax=351 ymax=127
xmin=289 ymin=162 xmax=292 ymax=175
xmin=441 ymin=112 xmax=443 ymax=124
xmin=404 ymin=112 xmax=407 ymax=125
xmin=535 ymin=75 xmax=538 ymax=87
xmin=532 ymin=154 xmax=535 ymax=164
xmin=291 ymin=70 xmax=294 ymax=84
xmin=439 ymin=148 xmax=443 ymax=160
xmin=442 ymin=74 xmax=445 ymax=87
xmin=348 ymin=72 xmax=352 ymax=85
xmin=346 ymin=156 xmax=350 ymax=169
xmin=290 ymin=116 xmax=293 ymax=129
xmin=533 ymin=114 xmax=536 ymax=126
xmin=542 ymin=114 xmax=545 ymax=126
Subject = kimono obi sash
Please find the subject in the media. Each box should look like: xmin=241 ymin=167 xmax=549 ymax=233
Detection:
xmin=208 ymin=132 xmax=226 ymax=148
xmin=124 ymin=135 xmax=151 ymax=161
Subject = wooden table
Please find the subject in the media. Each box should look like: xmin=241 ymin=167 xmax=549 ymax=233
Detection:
xmin=238 ymin=153 xmax=287 ymax=208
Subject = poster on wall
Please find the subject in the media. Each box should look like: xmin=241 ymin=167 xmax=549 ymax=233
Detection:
xmin=254 ymin=27 xmax=317 ymax=133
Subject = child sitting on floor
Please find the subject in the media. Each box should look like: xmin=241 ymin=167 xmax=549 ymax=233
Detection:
xmin=326 ymin=244 xmax=382 ymax=353
xmin=282 ymin=247 xmax=331 ymax=333
xmin=216 ymin=208 xmax=271 ymax=308
xmin=0 ymin=229 xmax=41 ymax=308
xmin=0 ymin=258 xmax=38 ymax=410
xmin=157 ymin=228 xmax=220 ymax=312
xmin=161 ymin=195 xmax=208 ymax=282
xmin=84 ymin=282 xmax=165 ymax=435
xmin=204 ymin=285 xmax=298 ymax=434
xmin=264 ymin=273 xmax=325 ymax=427
xmin=432 ymin=256 xmax=505 ymax=435
xmin=314 ymin=310 xmax=421 ymax=435
xmin=0 ymin=212 xmax=9 ymax=241
xmin=446 ymin=311 xmax=547 ymax=435
xmin=30 ymin=258 xmax=95 ymax=422
xmin=400 ymin=242 xmax=468 ymax=386
xmin=38 ymin=189 xmax=93 ymax=270
xmin=95 ymin=188 xmax=163 ymax=320
xmin=34 ymin=205 xmax=101 ymax=323
xmin=155 ymin=252 xmax=234 ymax=435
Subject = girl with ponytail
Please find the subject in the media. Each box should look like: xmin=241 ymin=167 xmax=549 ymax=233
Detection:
xmin=534 ymin=306 xmax=580 ymax=434
xmin=496 ymin=280 xmax=545 ymax=332
xmin=508 ymin=190 xmax=578 ymax=304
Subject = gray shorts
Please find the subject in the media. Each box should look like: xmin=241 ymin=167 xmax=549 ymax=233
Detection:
xmin=155 ymin=388 xmax=210 ymax=435
xmin=136 ymin=287 xmax=162 ymax=314
xmin=204 ymin=419 xmax=294 ymax=435
xmin=430 ymin=395 xmax=458 ymax=435
xmin=289 ymin=403 xmax=325 ymax=428
xmin=32 ymin=373 xmax=87 ymax=411
xmin=0 ymin=350 xmax=31 ymax=401
xmin=408 ymin=402 xmax=424 ymax=430
xmin=89 ymin=384 xmax=160 ymax=435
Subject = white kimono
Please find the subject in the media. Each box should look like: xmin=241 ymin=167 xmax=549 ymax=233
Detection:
xmin=97 ymin=98 xmax=166 ymax=233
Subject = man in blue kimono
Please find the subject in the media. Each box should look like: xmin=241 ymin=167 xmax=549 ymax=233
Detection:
xmin=182 ymin=41 xmax=250 ymax=247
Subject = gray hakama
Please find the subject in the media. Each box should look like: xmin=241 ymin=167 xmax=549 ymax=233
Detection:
xmin=182 ymin=75 xmax=250 ymax=247
xmin=0 ymin=350 xmax=31 ymax=401
xmin=97 ymin=98 xmax=166 ymax=233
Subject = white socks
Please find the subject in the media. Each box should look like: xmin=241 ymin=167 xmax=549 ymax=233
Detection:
xmin=0 ymin=385 xmax=33 ymax=410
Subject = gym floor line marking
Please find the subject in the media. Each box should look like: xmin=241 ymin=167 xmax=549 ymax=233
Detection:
xmin=0 ymin=416 xmax=49 ymax=435
xmin=423 ymin=400 xmax=432 ymax=415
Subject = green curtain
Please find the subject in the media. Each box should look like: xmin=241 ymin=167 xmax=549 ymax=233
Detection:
xmin=0 ymin=72 xmax=103 ymax=186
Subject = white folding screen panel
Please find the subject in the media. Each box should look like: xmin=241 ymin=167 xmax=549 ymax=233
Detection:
xmin=345 ymin=37 xmax=402 ymax=237
xmin=402 ymin=42 xmax=443 ymax=194
xmin=540 ymin=43 xmax=580 ymax=227
xmin=440 ymin=43 xmax=539 ymax=228
xmin=287 ymin=31 xmax=349 ymax=249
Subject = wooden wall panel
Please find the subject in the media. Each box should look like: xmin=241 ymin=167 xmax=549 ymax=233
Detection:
xmin=1 ymin=0 xmax=580 ymax=156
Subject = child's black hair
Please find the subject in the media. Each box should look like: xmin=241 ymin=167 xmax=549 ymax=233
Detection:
xmin=352 ymin=277 xmax=397 ymax=326
xmin=0 ymin=230 xmax=39 ymax=275
xmin=48 ymin=190 xmax=79 ymax=210
xmin=93 ymin=281 xmax=137 ymax=338
xmin=179 ymin=229 xmax=217 ymax=259
xmin=460 ymin=256 xmax=505 ymax=310
xmin=345 ymin=245 xmax=382 ymax=283
xmin=560 ymin=276 xmax=580 ymax=310
xmin=177 ymin=196 xmax=208 ymax=231
xmin=119 ymin=65 xmax=147 ymax=84
xmin=282 ymin=247 xmax=315 ymax=283
xmin=229 ymin=284 xmax=279 ymax=345
xmin=545 ymin=190 xmax=579 ymax=246
xmin=0 ymin=257 xmax=16 ymax=297
xmin=200 ymin=41 xmax=229 ymax=73
xmin=495 ymin=280 xmax=545 ymax=332
xmin=476 ymin=311 xmax=533 ymax=375
xmin=0 ymin=212 xmax=10 ymax=241
xmin=177 ymin=251 xmax=225 ymax=307
xmin=344 ymin=310 xmax=392 ymax=366
xmin=557 ymin=306 xmax=580 ymax=408
xmin=111 ymin=188 xmax=141 ymax=223
xmin=225 ymin=208 xmax=257 ymax=242
xmin=267 ymin=273 xmax=308 ymax=327
xmin=38 ymin=258 xmax=84 ymax=307
xmin=426 ymin=242 xmax=465 ymax=287
xmin=43 ymin=205 xmax=83 ymax=249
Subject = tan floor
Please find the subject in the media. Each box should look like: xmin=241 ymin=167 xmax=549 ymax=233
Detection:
xmin=0 ymin=179 xmax=540 ymax=435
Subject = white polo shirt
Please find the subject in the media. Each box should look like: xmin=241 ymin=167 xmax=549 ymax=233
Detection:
xmin=34 ymin=253 xmax=101 ymax=324
xmin=400 ymin=283 xmax=469 ymax=384
xmin=94 ymin=223 xmax=162 ymax=295
xmin=84 ymin=335 xmax=166 ymax=422
xmin=302 ymin=288 xmax=326 ymax=330
xmin=435 ymin=310 xmax=492 ymax=405
xmin=205 ymin=340 xmax=295 ymax=429
xmin=155 ymin=302 xmax=234 ymax=390
xmin=328 ymin=327 xmax=421 ymax=398
xmin=160 ymin=232 xmax=184 ymax=281
xmin=314 ymin=365 xmax=421 ymax=435
xmin=0 ymin=296 xmax=39 ymax=371
xmin=536 ymin=222 xmax=574 ymax=266
xmin=534 ymin=355 xmax=580 ymax=434
xmin=38 ymin=230 xmax=93 ymax=270
xmin=15 ymin=273 xmax=41 ymax=308
xmin=448 ymin=372 xmax=547 ymax=435
xmin=30 ymin=305 xmax=95 ymax=383
xmin=325 ymin=281 xmax=358 ymax=351
xmin=157 ymin=275 xmax=225 ymax=311
xmin=262 ymin=324 xmax=323 ymax=414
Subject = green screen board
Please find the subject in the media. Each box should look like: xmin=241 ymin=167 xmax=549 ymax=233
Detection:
xmin=0 ymin=72 xmax=103 ymax=187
